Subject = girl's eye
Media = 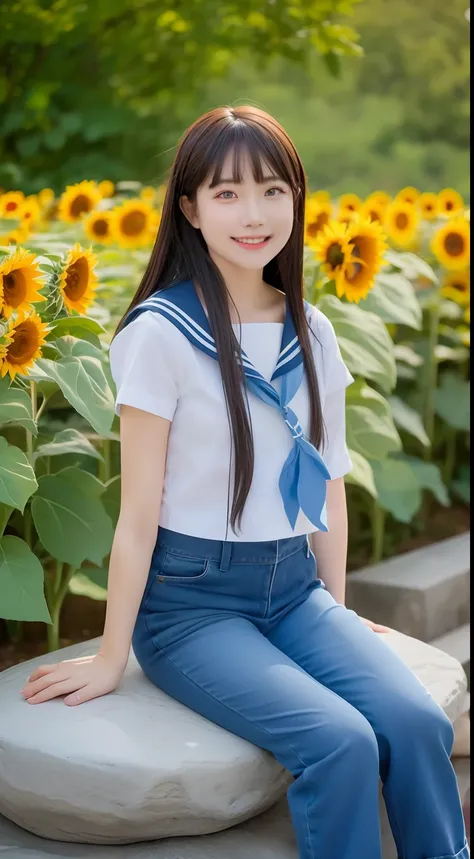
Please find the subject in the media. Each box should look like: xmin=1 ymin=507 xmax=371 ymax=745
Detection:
xmin=216 ymin=187 xmax=285 ymax=199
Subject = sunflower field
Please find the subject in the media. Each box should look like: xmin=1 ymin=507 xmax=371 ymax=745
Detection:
xmin=0 ymin=181 xmax=470 ymax=651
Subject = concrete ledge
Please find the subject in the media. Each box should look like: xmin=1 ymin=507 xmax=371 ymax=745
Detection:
xmin=346 ymin=533 xmax=470 ymax=641
xmin=431 ymin=624 xmax=470 ymax=688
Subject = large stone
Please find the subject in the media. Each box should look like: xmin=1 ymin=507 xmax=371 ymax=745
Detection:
xmin=0 ymin=630 xmax=468 ymax=846
xmin=346 ymin=534 xmax=470 ymax=641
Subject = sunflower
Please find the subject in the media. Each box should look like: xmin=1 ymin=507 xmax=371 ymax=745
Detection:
xmin=418 ymin=192 xmax=440 ymax=221
xmin=18 ymin=196 xmax=42 ymax=228
xmin=313 ymin=220 xmax=351 ymax=282
xmin=0 ymin=248 xmax=47 ymax=320
xmin=0 ymin=307 xmax=50 ymax=381
xmin=83 ymin=211 xmax=114 ymax=246
xmin=0 ymin=224 xmax=31 ymax=247
xmin=310 ymin=190 xmax=331 ymax=205
xmin=369 ymin=191 xmax=392 ymax=207
xmin=438 ymin=188 xmax=464 ymax=217
xmin=441 ymin=270 xmax=470 ymax=306
xmin=431 ymin=217 xmax=470 ymax=271
xmin=384 ymin=199 xmax=420 ymax=248
xmin=140 ymin=186 xmax=156 ymax=202
xmin=304 ymin=198 xmax=332 ymax=246
xmin=155 ymin=184 xmax=168 ymax=208
xmin=58 ymin=181 xmax=102 ymax=223
xmin=110 ymin=199 xmax=156 ymax=248
xmin=58 ymin=244 xmax=98 ymax=314
xmin=396 ymin=186 xmax=420 ymax=206
xmin=338 ymin=193 xmax=362 ymax=217
xmin=0 ymin=191 xmax=25 ymax=219
xmin=464 ymin=306 xmax=470 ymax=325
xmin=98 ymin=180 xmax=115 ymax=198
xmin=38 ymin=188 xmax=55 ymax=207
xmin=360 ymin=197 xmax=388 ymax=224
xmin=336 ymin=216 xmax=388 ymax=302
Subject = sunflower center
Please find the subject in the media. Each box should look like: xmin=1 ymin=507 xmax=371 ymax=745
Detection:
xmin=8 ymin=321 xmax=38 ymax=364
xmin=3 ymin=270 xmax=27 ymax=307
xmin=446 ymin=202 xmax=454 ymax=211
xmin=121 ymin=211 xmax=147 ymax=236
xmin=6 ymin=201 xmax=18 ymax=212
xmin=326 ymin=243 xmax=345 ymax=269
xmin=65 ymin=257 xmax=89 ymax=299
xmin=93 ymin=218 xmax=110 ymax=237
xmin=395 ymin=212 xmax=409 ymax=230
xmin=444 ymin=232 xmax=465 ymax=257
xmin=452 ymin=281 xmax=468 ymax=293
xmin=70 ymin=194 xmax=93 ymax=218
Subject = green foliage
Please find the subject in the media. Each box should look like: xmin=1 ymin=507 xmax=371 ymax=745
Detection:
xmin=0 ymin=0 xmax=362 ymax=192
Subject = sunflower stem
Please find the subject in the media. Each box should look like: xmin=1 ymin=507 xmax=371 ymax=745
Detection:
xmin=423 ymin=301 xmax=441 ymax=461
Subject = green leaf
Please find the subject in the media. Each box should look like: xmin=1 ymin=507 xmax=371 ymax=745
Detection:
xmin=359 ymin=272 xmax=422 ymax=330
xmin=344 ymin=448 xmax=377 ymax=497
xmin=370 ymin=458 xmax=422 ymax=522
xmin=317 ymin=294 xmax=396 ymax=393
xmin=388 ymin=395 xmax=430 ymax=447
xmin=48 ymin=316 xmax=107 ymax=339
xmin=0 ymin=535 xmax=52 ymax=623
xmin=34 ymin=428 xmax=104 ymax=463
xmin=0 ymin=437 xmax=38 ymax=512
xmin=433 ymin=372 xmax=470 ymax=430
xmin=0 ymin=378 xmax=37 ymax=434
xmin=397 ymin=455 xmax=450 ymax=507
xmin=384 ymin=250 xmax=439 ymax=284
xmin=31 ymin=467 xmax=114 ymax=567
xmin=33 ymin=350 xmax=115 ymax=436
xmin=69 ymin=569 xmax=108 ymax=601
xmin=346 ymin=379 xmax=402 ymax=459
xmin=452 ymin=465 xmax=470 ymax=503
xmin=393 ymin=345 xmax=425 ymax=367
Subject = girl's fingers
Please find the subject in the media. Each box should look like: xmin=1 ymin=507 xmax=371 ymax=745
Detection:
xmin=26 ymin=679 xmax=88 ymax=705
xmin=27 ymin=664 xmax=58 ymax=682
xmin=23 ymin=670 xmax=70 ymax=698
xmin=64 ymin=685 xmax=101 ymax=706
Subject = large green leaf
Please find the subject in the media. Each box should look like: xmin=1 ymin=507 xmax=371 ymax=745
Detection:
xmin=317 ymin=294 xmax=396 ymax=393
xmin=69 ymin=569 xmax=108 ymax=601
xmin=33 ymin=348 xmax=115 ymax=436
xmin=358 ymin=272 xmax=422 ymax=329
xmin=433 ymin=372 xmax=470 ymax=431
xmin=398 ymin=455 xmax=450 ymax=507
xmin=31 ymin=467 xmax=114 ymax=567
xmin=344 ymin=448 xmax=377 ymax=497
xmin=34 ymin=428 xmax=104 ymax=463
xmin=0 ymin=377 xmax=37 ymax=434
xmin=346 ymin=379 xmax=401 ymax=459
xmin=0 ymin=535 xmax=51 ymax=622
xmin=0 ymin=437 xmax=38 ymax=512
xmin=388 ymin=396 xmax=430 ymax=447
xmin=370 ymin=458 xmax=421 ymax=522
xmin=383 ymin=250 xmax=439 ymax=284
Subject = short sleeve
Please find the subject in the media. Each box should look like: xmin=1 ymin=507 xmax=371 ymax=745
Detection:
xmin=307 ymin=304 xmax=354 ymax=479
xmin=108 ymin=311 xmax=179 ymax=420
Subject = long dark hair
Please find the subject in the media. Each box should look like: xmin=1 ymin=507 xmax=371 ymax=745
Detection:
xmin=113 ymin=105 xmax=324 ymax=534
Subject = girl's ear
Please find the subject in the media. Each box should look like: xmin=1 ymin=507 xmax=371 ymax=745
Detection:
xmin=179 ymin=194 xmax=199 ymax=229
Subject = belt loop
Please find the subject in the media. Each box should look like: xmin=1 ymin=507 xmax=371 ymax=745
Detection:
xmin=219 ymin=540 xmax=232 ymax=572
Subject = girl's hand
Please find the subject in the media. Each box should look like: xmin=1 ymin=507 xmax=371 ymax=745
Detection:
xmin=359 ymin=616 xmax=392 ymax=634
xmin=20 ymin=653 xmax=125 ymax=706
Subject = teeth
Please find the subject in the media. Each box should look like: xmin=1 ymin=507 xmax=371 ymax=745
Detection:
xmin=234 ymin=237 xmax=267 ymax=244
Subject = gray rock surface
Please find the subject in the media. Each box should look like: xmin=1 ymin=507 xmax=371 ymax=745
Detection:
xmin=0 ymin=630 xmax=468 ymax=846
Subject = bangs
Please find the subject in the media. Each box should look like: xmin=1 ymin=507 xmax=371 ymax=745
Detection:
xmin=199 ymin=121 xmax=300 ymax=195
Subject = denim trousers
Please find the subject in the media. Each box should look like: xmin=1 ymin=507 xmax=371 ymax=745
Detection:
xmin=132 ymin=527 xmax=470 ymax=859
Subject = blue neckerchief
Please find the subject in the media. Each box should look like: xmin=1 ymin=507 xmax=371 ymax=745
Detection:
xmin=121 ymin=279 xmax=330 ymax=531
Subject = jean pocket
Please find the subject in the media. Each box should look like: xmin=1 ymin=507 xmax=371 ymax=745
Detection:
xmin=153 ymin=549 xmax=211 ymax=583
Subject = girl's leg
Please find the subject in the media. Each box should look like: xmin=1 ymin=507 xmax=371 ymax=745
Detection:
xmin=134 ymin=614 xmax=383 ymax=859
xmin=267 ymin=585 xmax=470 ymax=859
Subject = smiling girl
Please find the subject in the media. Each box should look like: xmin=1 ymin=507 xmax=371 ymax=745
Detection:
xmin=21 ymin=106 xmax=469 ymax=859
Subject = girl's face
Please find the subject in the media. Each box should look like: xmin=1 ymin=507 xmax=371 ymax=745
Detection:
xmin=179 ymin=149 xmax=294 ymax=272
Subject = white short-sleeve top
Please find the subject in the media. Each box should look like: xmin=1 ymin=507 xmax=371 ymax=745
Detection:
xmin=108 ymin=301 xmax=354 ymax=542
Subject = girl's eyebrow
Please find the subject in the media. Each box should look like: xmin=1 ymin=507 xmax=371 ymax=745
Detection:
xmin=210 ymin=174 xmax=283 ymax=187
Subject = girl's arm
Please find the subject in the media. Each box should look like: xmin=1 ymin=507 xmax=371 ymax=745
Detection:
xmin=98 ymin=404 xmax=172 ymax=670
xmin=309 ymin=477 xmax=348 ymax=606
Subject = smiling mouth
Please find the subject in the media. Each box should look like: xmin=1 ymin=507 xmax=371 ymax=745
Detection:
xmin=231 ymin=236 xmax=272 ymax=245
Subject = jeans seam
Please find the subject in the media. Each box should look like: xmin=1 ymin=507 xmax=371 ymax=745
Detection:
xmin=154 ymin=643 xmax=310 ymax=773
xmin=429 ymin=840 xmax=470 ymax=859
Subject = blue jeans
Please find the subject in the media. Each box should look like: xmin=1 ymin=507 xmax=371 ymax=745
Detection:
xmin=132 ymin=527 xmax=469 ymax=859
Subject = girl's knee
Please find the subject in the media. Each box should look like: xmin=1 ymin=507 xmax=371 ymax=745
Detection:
xmin=385 ymin=691 xmax=455 ymax=751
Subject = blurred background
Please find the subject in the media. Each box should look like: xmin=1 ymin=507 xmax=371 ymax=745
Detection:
xmin=1 ymin=0 xmax=470 ymax=197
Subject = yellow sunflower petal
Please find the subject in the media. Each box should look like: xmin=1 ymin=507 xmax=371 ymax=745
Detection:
xmin=418 ymin=192 xmax=440 ymax=221
xmin=431 ymin=218 xmax=470 ymax=271
xmin=58 ymin=244 xmax=99 ymax=314
xmin=0 ymin=308 xmax=51 ymax=381
xmin=384 ymin=200 xmax=420 ymax=248
xmin=304 ymin=198 xmax=333 ymax=246
xmin=58 ymin=181 xmax=102 ymax=223
xmin=83 ymin=211 xmax=114 ymax=246
xmin=0 ymin=248 xmax=47 ymax=320
xmin=441 ymin=270 xmax=470 ymax=306
xmin=396 ymin=186 xmax=420 ymax=205
xmin=109 ymin=199 xmax=155 ymax=249
xmin=0 ymin=191 xmax=25 ymax=219
xmin=438 ymin=188 xmax=464 ymax=217
xmin=336 ymin=216 xmax=388 ymax=302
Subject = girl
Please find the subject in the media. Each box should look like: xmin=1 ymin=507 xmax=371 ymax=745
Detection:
xmin=21 ymin=106 xmax=469 ymax=859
